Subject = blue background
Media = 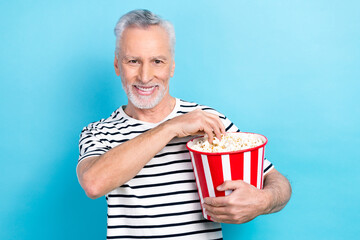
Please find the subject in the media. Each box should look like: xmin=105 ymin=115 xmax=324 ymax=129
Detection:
xmin=1 ymin=0 xmax=359 ymax=239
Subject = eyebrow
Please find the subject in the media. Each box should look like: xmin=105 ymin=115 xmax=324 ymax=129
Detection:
xmin=122 ymin=55 xmax=139 ymax=60
xmin=152 ymin=55 xmax=168 ymax=60
xmin=122 ymin=55 xmax=168 ymax=61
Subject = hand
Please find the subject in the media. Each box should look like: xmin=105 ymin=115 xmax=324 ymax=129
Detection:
xmin=203 ymin=180 xmax=270 ymax=224
xmin=167 ymin=109 xmax=225 ymax=143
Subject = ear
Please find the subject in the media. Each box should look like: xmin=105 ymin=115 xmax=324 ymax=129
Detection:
xmin=170 ymin=60 xmax=175 ymax=77
xmin=114 ymin=54 xmax=121 ymax=76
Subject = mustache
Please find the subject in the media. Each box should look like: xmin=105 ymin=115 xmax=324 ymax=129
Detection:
xmin=133 ymin=83 xmax=159 ymax=87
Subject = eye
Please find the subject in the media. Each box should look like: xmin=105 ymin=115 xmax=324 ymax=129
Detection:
xmin=129 ymin=59 xmax=138 ymax=64
xmin=154 ymin=59 xmax=163 ymax=64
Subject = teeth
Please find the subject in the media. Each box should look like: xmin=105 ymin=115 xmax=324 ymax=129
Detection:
xmin=137 ymin=86 xmax=155 ymax=91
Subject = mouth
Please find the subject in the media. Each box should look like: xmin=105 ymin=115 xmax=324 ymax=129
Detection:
xmin=134 ymin=85 xmax=158 ymax=96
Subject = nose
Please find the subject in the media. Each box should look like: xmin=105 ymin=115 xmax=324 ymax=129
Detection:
xmin=139 ymin=62 xmax=153 ymax=84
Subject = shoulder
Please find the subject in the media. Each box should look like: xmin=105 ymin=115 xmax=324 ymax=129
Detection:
xmin=177 ymin=99 xmax=239 ymax=132
xmin=177 ymin=99 xmax=223 ymax=116
xmin=80 ymin=106 xmax=127 ymax=133
xmin=178 ymin=99 xmax=226 ymax=118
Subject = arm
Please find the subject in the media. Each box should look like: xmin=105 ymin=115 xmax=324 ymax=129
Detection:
xmin=203 ymin=168 xmax=292 ymax=224
xmin=261 ymin=168 xmax=292 ymax=214
xmin=77 ymin=109 xmax=225 ymax=199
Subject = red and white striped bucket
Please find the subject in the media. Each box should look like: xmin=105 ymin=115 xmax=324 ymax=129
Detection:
xmin=186 ymin=132 xmax=268 ymax=220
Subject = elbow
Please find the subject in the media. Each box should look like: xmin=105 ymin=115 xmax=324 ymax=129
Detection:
xmin=84 ymin=186 xmax=102 ymax=199
xmin=81 ymin=173 xmax=104 ymax=199
xmin=286 ymin=177 xmax=292 ymax=202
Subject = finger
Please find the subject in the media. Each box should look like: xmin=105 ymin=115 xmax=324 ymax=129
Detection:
xmin=204 ymin=113 xmax=225 ymax=136
xmin=213 ymin=115 xmax=226 ymax=135
xmin=194 ymin=130 xmax=205 ymax=136
xmin=206 ymin=209 xmax=250 ymax=224
xmin=208 ymin=121 xmax=222 ymax=141
xmin=203 ymin=126 xmax=215 ymax=144
xmin=217 ymin=180 xmax=251 ymax=191
xmin=196 ymin=111 xmax=224 ymax=141
xmin=204 ymin=205 xmax=229 ymax=216
xmin=203 ymin=196 xmax=227 ymax=207
xmin=211 ymin=214 xmax=255 ymax=224
xmin=206 ymin=113 xmax=225 ymax=133
xmin=207 ymin=213 xmax=233 ymax=224
xmin=219 ymin=121 xmax=226 ymax=135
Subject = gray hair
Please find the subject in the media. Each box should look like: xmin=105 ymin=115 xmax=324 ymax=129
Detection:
xmin=114 ymin=9 xmax=176 ymax=57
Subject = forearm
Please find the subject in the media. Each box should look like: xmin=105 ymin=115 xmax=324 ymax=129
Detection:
xmin=78 ymin=121 xmax=176 ymax=198
xmin=262 ymin=168 xmax=292 ymax=214
xmin=77 ymin=109 xmax=225 ymax=199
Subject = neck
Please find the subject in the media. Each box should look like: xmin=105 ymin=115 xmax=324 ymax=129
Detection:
xmin=124 ymin=95 xmax=176 ymax=123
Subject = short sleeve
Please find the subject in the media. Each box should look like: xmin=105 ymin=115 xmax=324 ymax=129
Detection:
xmin=78 ymin=125 xmax=109 ymax=164
xmin=263 ymin=158 xmax=274 ymax=175
xmin=219 ymin=115 xmax=240 ymax=133
xmin=200 ymin=106 xmax=274 ymax=174
xmin=199 ymin=106 xmax=240 ymax=133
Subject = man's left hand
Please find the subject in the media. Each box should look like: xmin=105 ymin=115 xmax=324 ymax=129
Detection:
xmin=203 ymin=180 xmax=269 ymax=224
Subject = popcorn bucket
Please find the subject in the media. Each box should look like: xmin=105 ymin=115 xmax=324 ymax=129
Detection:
xmin=186 ymin=132 xmax=268 ymax=220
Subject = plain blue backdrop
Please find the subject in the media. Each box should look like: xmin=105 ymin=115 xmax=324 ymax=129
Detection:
xmin=1 ymin=0 xmax=359 ymax=239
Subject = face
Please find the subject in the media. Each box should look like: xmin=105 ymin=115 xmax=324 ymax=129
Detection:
xmin=114 ymin=25 xmax=175 ymax=110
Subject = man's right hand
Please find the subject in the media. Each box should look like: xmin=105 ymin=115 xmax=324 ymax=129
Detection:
xmin=167 ymin=109 xmax=225 ymax=143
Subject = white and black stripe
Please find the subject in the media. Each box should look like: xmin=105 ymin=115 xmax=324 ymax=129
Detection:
xmin=78 ymin=98 xmax=273 ymax=239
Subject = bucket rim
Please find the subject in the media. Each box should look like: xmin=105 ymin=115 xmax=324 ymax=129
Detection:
xmin=186 ymin=132 xmax=268 ymax=155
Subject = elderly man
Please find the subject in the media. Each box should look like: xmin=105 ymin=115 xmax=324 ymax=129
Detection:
xmin=77 ymin=9 xmax=291 ymax=239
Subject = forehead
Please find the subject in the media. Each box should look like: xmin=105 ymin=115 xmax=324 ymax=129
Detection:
xmin=120 ymin=25 xmax=171 ymax=57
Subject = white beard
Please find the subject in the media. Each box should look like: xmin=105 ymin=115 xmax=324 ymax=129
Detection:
xmin=121 ymin=81 xmax=167 ymax=109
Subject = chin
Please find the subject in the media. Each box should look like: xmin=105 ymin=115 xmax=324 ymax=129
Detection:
xmin=122 ymin=82 xmax=168 ymax=110
xmin=129 ymin=91 xmax=166 ymax=109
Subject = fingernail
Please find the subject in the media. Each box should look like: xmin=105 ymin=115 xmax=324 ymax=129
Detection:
xmin=217 ymin=185 xmax=223 ymax=191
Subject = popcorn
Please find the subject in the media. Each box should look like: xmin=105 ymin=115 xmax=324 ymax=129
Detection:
xmin=189 ymin=133 xmax=264 ymax=153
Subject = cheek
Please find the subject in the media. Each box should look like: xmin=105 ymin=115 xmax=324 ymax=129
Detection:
xmin=156 ymin=67 xmax=173 ymax=80
xmin=121 ymin=67 xmax=138 ymax=81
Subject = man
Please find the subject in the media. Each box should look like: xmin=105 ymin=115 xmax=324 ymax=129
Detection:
xmin=77 ymin=9 xmax=291 ymax=239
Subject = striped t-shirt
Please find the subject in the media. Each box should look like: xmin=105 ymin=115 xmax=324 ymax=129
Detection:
xmin=78 ymin=98 xmax=273 ymax=240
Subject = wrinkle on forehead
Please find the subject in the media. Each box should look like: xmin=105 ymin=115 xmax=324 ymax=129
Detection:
xmin=119 ymin=25 xmax=172 ymax=58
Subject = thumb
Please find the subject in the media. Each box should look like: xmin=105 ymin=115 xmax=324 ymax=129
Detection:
xmin=216 ymin=180 xmax=247 ymax=191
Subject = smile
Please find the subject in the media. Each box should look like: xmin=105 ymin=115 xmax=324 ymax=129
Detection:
xmin=134 ymin=85 xmax=158 ymax=96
